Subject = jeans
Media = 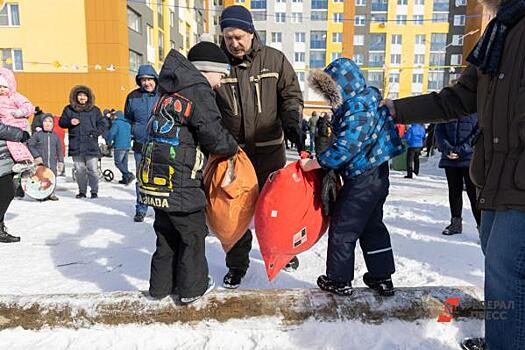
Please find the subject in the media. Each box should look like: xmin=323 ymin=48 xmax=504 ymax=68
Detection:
xmin=113 ymin=149 xmax=132 ymax=181
xmin=480 ymin=209 xmax=525 ymax=349
xmin=73 ymin=156 xmax=98 ymax=194
xmin=134 ymin=151 xmax=148 ymax=215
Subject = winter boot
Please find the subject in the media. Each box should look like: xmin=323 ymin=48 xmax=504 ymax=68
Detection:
xmin=223 ymin=268 xmax=246 ymax=289
xmin=283 ymin=256 xmax=300 ymax=272
xmin=317 ymin=275 xmax=353 ymax=296
xmin=442 ymin=217 xmax=462 ymax=235
xmin=125 ymin=174 xmax=135 ymax=185
xmin=363 ymin=272 xmax=395 ymax=297
xmin=134 ymin=212 xmax=146 ymax=222
xmin=0 ymin=223 xmax=20 ymax=243
xmin=90 ymin=192 xmax=98 ymax=199
xmin=180 ymin=276 xmax=215 ymax=304
xmin=48 ymin=194 xmax=59 ymax=201
xmin=460 ymin=338 xmax=486 ymax=350
xmin=75 ymin=193 xmax=86 ymax=199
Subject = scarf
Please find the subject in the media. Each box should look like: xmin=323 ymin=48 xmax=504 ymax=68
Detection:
xmin=467 ymin=0 xmax=525 ymax=74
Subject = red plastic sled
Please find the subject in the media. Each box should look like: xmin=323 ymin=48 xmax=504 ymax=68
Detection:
xmin=254 ymin=160 xmax=328 ymax=281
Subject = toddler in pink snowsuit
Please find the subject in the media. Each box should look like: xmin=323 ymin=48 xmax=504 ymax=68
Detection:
xmin=0 ymin=68 xmax=35 ymax=171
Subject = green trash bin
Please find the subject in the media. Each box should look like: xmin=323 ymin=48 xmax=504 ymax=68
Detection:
xmin=391 ymin=141 xmax=407 ymax=171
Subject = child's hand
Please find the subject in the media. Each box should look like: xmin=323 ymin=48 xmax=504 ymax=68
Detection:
xmin=300 ymin=158 xmax=321 ymax=172
xmin=34 ymin=157 xmax=43 ymax=165
xmin=57 ymin=162 xmax=64 ymax=173
xmin=35 ymin=127 xmax=42 ymax=132
xmin=379 ymin=99 xmax=396 ymax=119
xmin=71 ymin=118 xmax=80 ymax=126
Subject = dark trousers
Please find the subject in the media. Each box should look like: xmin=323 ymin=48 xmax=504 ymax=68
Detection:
xmin=225 ymin=144 xmax=287 ymax=273
xmin=406 ymin=147 xmax=422 ymax=177
xmin=327 ymin=162 xmax=395 ymax=282
xmin=444 ymin=167 xmax=481 ymax=226
xmin=150 ymin=208 xmax=208 ymax=299
xmin=0 ymin=174 xmax=14 ymax=222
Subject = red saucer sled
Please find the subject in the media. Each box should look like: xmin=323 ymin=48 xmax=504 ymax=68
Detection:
xmin=254 ymin=159 xmax=329 ymax=281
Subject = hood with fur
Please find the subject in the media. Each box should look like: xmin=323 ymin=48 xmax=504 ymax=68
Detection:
xmin=308 ymin=58 xmax=366 ymax=109
xmin=480 ymin=0 xmax=506 ymax=12
xmin=69 ymin=85 xmax=95 ymax=112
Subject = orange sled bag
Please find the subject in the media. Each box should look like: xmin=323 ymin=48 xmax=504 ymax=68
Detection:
xmin=254 ymin=160 xmax=328 ymax=281
xmin=204 ymin=148 xmax=259 ymax=252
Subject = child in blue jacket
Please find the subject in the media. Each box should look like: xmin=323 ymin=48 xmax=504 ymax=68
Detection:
xmin=403 ymin=123 xmax=426 ymax=178
xmin=301 ymin=58 xmax=404 ymax=297
xmin=104 ymin=110 xmax=134 ymax=184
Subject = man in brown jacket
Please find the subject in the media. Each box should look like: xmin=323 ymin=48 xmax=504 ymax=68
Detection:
xmin=215 ymin=5 xmax=304 ymax=289
xmin=383 ymin=1 xmax=525 ymax=349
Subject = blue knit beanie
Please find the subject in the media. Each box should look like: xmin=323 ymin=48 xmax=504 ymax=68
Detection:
xmin=220 ymin=5 xmax=255 ymax=33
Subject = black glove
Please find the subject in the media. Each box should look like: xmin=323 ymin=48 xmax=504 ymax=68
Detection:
xmin=20 ymin=131 xmax=30 ymax=143
xmin=321 ymin=169 xmax=339 ymax=217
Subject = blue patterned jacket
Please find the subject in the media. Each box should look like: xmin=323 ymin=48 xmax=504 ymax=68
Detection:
xmin=313 ymin=58 xmax=405 ymax=178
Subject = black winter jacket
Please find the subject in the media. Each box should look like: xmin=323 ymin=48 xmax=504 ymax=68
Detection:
xmin=138 ymin=49 xmax=238 ymax=213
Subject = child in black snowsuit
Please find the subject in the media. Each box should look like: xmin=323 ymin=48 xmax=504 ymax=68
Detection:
xmin=138 ymin=42 xmax=237 ymax=304
xmin=27 ymin=114 xmax=64 ymax=200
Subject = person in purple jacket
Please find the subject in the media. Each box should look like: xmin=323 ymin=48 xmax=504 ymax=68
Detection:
xmin=403 ymin=123 xmax=426 ymax=178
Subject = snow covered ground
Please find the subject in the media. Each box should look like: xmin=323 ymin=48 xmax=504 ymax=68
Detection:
xmin=0 ymin=151 xmax=484 ymax=349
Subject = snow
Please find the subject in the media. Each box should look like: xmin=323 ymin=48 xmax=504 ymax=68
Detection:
xmin=0 ymin=152 xmax=484 ymax=349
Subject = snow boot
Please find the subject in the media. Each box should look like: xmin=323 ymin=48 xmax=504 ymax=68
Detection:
xmin=283 ymin=256 xmax=300 ymax=272
xmin=223 ymin=268 xmax=246 ymax=289
xmin=180 ymin=276 xmax=215 ymax=304
xmin=0 ymin=223 xmax=20 ymax=243
xmin=75 ymin=193 xmax=86 ymax=199
xmin=134 ymin=212 xmax=146 ymax=222
xmin=317 ymin=275 xmax=353 ymax=296
xmin=363 ymin=272 xmax=395 ymax=297
xmin=125 ymin=174 xmax=135 ymax=185
xmin=442 ymin=217 xmax=462 ymax=235
xmin=460 ymin=338 xmax=486 ymax=350
xmin=90 ymin=192 xmax=98 ymax=199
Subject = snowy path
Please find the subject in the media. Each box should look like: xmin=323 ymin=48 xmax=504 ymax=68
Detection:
xmin=0 ymin=152 xmax=484 ymax=349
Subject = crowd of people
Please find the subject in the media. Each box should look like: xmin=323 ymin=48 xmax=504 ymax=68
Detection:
xmin=0 ymin=1 xmax=523 ymax=348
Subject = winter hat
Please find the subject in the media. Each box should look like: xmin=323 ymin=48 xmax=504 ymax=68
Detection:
xmin=41 ymin=113 xmax=54 ymax=131
xmin=188 ymin=42 xmax=231 ymax=75
xmin=220 ymin=5 xmax=255 ymax=33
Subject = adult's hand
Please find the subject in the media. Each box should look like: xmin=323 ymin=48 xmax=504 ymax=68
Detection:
xmin=379 ymin=99 xmax=396 ymax=118
xmin=447 ymin=152 xmax=459 ymax=160
xmin=299 ymin=158 xmax=321 ymax=172
xmin=71 ymin=118 xmax=80 ymax=126
xmin=321 ymin=170 xmax=339 ymax=217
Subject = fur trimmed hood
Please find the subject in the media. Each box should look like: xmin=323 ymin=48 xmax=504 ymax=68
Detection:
xmin=69 ymin=85 xmax=95 ymax=112
xmin=308 ymin=58 xmax=366 ymax=109
xmin=480 ymin=0 xmax=506 ymax=12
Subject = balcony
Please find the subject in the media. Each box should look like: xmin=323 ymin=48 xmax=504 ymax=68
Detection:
xmin=371 ymin=1 xmax=388 ymax=12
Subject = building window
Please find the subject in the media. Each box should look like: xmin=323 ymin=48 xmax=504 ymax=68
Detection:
xmin=259 ymin=30 xmax=267 ymax=44
xmin=428 ymin=71 xmax=445 ymax=90
xmin=334 ymin=0 xmax=344 ymax=3
xmin=127 ymin=7 xmax=141 ymax=32
xmin=310 ymin=51 xmax=326 ymax=68
xmin=170 ymin=10 xmax=175 ymax=27
xmin=368 ymin=53 xmax=385 ymax=68
xmin=353 ymin=53 xmax=364 ymax=65
xmin=454 ymin=15 xmax=465 ymax=26
xmin=276 ymin=0 xmax=286 ymax=2
xmin=389 ymin=73 xmax=400 ymax=83
xmin=414 ymin=0 xmax=424 ymax=4
xmin=396 ymin=15 xmax=407 ymax=25
xmin=292 ymin=0 xmax=304 ymax=2
xmin=310 ymin=31 xmax=327 ymax=49
xmin=295 ymin=32 xmax=306 ymax=43
xmin=452 ymin=35 xmax=464 ymax=46
xmin=355 ymin=0 xmax=366 ymax=5
xmin=414 ymin=54 xmax=425 ymax=65
xmin=294 ymin=52 xmax=305 ymax=62
xmin=311 ymin=11 xmax=328 ymax=21
xmin=332 ymin=52 xmax=342 ymax=61
xmin=1 ymin=49 xmax=23 ymax=71
xmin=431 ymin=33 xmax=447 ymax=51
xmin=311 ymin=0 xmax=328 ymax=9
xmin=368 ymin=71 xmax=384 ymax=85
xmin=415 ymin=34 xmax=426 ymax=45
xmin=429 ymin=53 xmax=446 ymax=66
xmin=369 ymin=34 xmax=386 ymax=51
xmin=333 ymin=13 xmax=343 ymax=23
xmin=433 ymin=0 xmax=449 ymax=11
xmin=252 ymin=11 xmax=267 ymax=21
xmin=391 ymin=54 xmax=401 ymax=65
xmin=354 ymin=35 xmax=364 ymax=46
xmin=275 ymin=12 xmax=286 ymax=23
xmin=291 ymin=13 xmax=303 ymax=23
xmin=412 ymin=73 xmax=423 ymax=83
xmin=332 ymin=32 xmax=343 ymax=43
xmin=271 ymin=32 xmax=282 ymax=43
xmin=0 ymin=3 xmax=20 ymax=26
xmin=129 ymin=50 xmax=142 ymax=73
xmin=371 ymin=0 xmax=388 ymax=11
xmin=158 ymin=31 xmax=165 ymax=60
xmin=413 ymin=15 xmax=424 ymax=25
xmin=455 ymin=0 xmax=466 ymax=5
xmin=147 ymin=25 xmax=153 ymax=47
xmin=432 ymin=13 xmax=448 ymax=23
xmin=451 ymin=54 xmax=463 ymax=65
xmin=354 ymin=15 xmax=365 ymax=26
xmin=170 ymin=40 xmax=176 ymax=49
xmin=397 ymin=0 xmax=407 ymax=4
xmin=251 ymin=0 xmax=267 ymax=9
xmin=297 ymin=71 xmax=305 ymax=82
xmin=236 ymin=0 xmax=246 ymax=2
xmin=391 ymin=35 xmax=402 ymax=45
xmin=157 ymin=1 xmax=164 ymax=27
